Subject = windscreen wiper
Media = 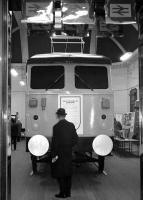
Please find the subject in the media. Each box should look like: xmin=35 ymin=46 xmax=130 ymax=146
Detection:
xmin=45 ymin=73 xmax=64 ymax=90
xmin=75 ymin=73 xmax=94 ymax=91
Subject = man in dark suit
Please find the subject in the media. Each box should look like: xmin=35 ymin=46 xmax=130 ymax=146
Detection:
xmin=11 ymin=118 xmax=18 ymax=150
xmin=51 ymin=108 xmax=78 ymax=198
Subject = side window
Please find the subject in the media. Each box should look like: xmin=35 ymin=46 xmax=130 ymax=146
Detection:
xmin=75 ymin=66 xmax=108 ymax=89
xmin=30 ymin=65 xmax=64 ymax=89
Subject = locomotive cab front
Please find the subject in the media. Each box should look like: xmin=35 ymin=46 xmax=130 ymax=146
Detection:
xmin=26 ymin=53 xmax=114 ymax=154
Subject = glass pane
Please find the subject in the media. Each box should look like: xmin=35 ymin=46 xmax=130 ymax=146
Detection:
xmin=30 ymin=65 xmax=64 ymax=89
xmin=75 ymin=65 xmax=108 ymax=89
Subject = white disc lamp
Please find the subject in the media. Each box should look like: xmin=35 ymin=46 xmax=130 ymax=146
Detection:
xmin=28 ymin=135 xmax=49 ymax=156
xmin=92 ymin=134 xmax=113 ymax=156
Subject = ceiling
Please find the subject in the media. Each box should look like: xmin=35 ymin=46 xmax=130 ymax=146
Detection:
xmin=10 ymin=0 xmax=139 ymax=63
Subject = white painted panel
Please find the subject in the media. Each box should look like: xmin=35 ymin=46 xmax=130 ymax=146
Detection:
xmin=111 ymin=64 xmax=127 ymax=90
xmin=127 ymin=59 xmax=139 ymax=90
xmin=111 ymin=63 xmax=128 ymax=113
xmin=113 ymin=90 xmax=128 ymax=114
xmin=111 ymin=50 xmax=139 ymax=114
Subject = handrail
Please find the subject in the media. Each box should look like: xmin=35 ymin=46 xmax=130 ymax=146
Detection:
xmin=50 ymin=36 xmax=85 ymax=53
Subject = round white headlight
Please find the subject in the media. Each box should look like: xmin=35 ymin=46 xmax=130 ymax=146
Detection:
xmin=28 ymin=135 xmax=49 ymax=156
xmin=92 ymin=135 xmax=113 ymax=156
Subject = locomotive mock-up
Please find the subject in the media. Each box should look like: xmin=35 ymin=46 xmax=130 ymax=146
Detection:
xmin=26 ymin=53 xmax=114 ymax=164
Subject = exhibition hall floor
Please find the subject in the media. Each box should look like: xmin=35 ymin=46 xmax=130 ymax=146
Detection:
xmin=11 ymin=140 xmax=140 ymax=200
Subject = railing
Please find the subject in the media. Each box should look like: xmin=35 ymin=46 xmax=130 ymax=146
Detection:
xmin=50 ymin=35 xmax=85 ymax=53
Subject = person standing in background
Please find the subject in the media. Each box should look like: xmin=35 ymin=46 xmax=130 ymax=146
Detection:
xmin=17 ymin=119 xmax=22 ymax=142
xmin=51 ymin=108 xmax=78 ymax=198
xmin=15 ymin=112 xmax=22 ymax=141
xmin=11 ymin=118 xmax=18 ymax=150
xmin=114 ymin=118 xmax=122 ymax=138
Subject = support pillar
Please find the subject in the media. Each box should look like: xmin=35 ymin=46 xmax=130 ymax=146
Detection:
xmin=0 ymin=0 xmax=9 ymax=200
xmin=90 ymin=26 xmax=97 ymax=54
xmin=136 ymin=1 xmax=143 ymax=199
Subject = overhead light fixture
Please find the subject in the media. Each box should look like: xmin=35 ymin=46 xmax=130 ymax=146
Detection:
xmin=120 ymin=52 xmax=132 ymax=61
xmin=21 ymin=2 xmax=53 ymax=24
xmin=11 ymin=69 xmax=18 ymax=77
xmin=62 ymin=6 xmax=68 ymax=12
xmin=86 ymin=32 xmax=89 ymax=37
xmin=19 ymin=81 xmax=26 ymax=86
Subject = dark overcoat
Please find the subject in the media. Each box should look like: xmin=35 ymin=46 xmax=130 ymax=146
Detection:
xmin=51 ymin=119 xmax=78 ymax=178
xmin=11 ymin=123 xmax=19 ymax=138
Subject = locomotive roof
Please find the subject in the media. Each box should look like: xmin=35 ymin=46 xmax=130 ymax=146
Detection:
xmin=27 ymin=53 xmax=111 ymax=65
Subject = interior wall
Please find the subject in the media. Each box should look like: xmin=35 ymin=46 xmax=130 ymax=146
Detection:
xmin=11 ymin=66 xmax=26 ymax=128
xmin=111 ymin=50 xmax=139 ymax=115
xmin=11 ymin=92 xmax=25 ymax=128
xmin=111 ymin=63 xmax=128 ymax=114
xmin=127 ymin=51 xmax=139 ymax=111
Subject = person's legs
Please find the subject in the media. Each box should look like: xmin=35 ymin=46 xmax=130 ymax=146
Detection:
xmin=30 ymin=155 xmax=37 ymax=175
xmin=58 ymin=178 xmax=64 ymax=194
xmin=65 ymin=176 xmax=72 ymax=197
xmin=56 ymin=176 xmax=71 ymax=196
xmin=98 ymin=156 xmax=105 ymax=173
xmin=17 ymin=135 xmax=20 ymax=142
xmin=13 ymin=137 xmax=17 ymax=150
xmin=56 ymin=178 xmax=65 ymax=198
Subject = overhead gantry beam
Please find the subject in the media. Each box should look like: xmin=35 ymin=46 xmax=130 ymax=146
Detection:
xmin=110 ymin=37 xmax=126 ymax=54
xmin=13 ymin=11 xmax=29 ymax=63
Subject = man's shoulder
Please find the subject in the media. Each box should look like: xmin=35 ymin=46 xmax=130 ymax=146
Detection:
xmin=54 ymin=120 xmax=75 ymax=127
xmin=65 ymin=120 xmax=75 ymax=127
xmin=53 ymin=122 xmax=59 ymax=129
